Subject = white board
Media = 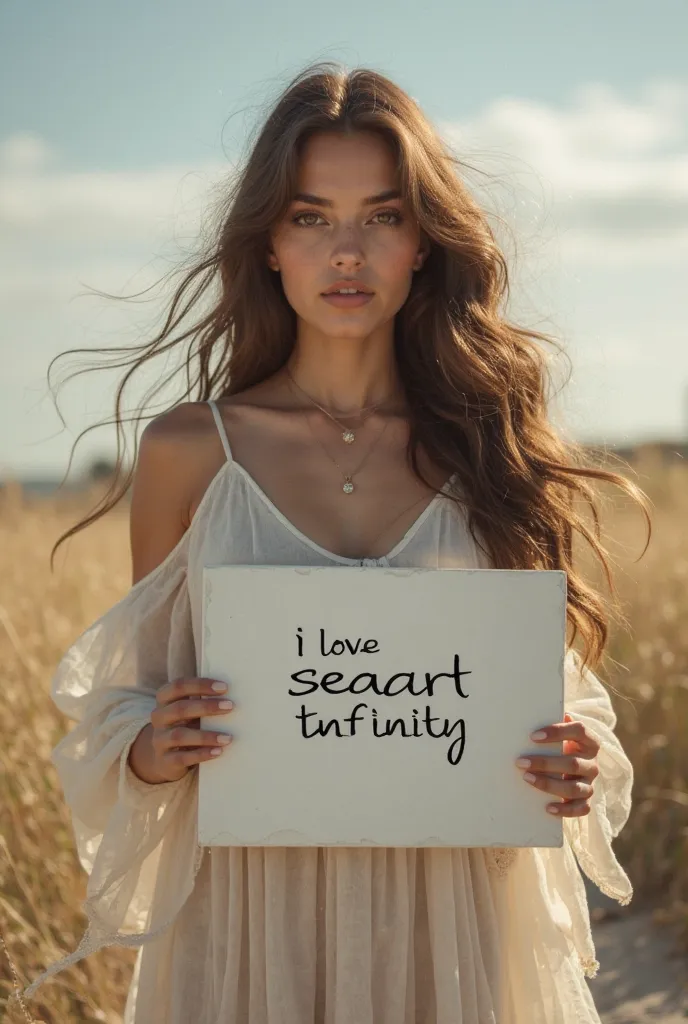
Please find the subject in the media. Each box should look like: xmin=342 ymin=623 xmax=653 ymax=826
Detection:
xmin=199 ymin=565 xmax=566 ymax=848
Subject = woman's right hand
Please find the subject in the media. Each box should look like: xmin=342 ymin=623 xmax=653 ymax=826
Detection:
xmin=129 ymin=676 xmax=235 ymax=784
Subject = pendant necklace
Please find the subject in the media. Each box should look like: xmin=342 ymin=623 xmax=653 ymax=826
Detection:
xmin=286 ymin=374 xmax=392 ymax=494
xmin=284 ymin=365 xmax=393 ymax=444
xmin=305 ymin=410 xmax=392 ymax=494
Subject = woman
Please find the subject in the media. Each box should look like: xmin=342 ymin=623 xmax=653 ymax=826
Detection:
xmin=23 ymin=61 xmax=650 ymax=1022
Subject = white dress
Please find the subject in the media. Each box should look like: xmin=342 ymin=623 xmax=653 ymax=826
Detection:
xmin=22 ymin=399 xmax=634 ymax=1023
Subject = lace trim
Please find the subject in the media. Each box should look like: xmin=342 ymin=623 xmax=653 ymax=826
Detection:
xmin=485 ymin=847 xmax=520 ymax=876
xmin=579 ymin=955 xmax=600 ymax=979
xmin=566 ymin=822 xmax=634 ymax=907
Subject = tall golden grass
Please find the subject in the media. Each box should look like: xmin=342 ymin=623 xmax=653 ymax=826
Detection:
xmin=1 ymin=452 xmax=686 ymax=1022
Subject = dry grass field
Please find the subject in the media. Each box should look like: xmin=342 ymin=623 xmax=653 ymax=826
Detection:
xmin=1 ymin=449 xmax=686 ymax=1022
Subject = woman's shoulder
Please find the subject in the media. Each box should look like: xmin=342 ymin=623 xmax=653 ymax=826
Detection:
xmin=137 ymin=391 xmax=284 ymax=533
xmin=131 ymin=402 xmax=228 ymax=586
xmin=142 ymin=399 xmax=218 ymax=451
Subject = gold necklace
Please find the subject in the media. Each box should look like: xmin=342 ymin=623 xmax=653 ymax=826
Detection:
xmin=284 ymin=366 xmax=393 ymax=444
xmin=305 ymin=412 xmax=392 ymax=494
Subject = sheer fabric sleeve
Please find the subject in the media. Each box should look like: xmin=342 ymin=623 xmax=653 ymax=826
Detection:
xmin=562 ymin=646 xmax=633 ymax=907
xmin=544 ymin=646 xmax=634 ymax=981
xmin=23 ymin=541 xmax=205 ymax=1000
xmin=486 ymin=648 xmax=634 ymax=1020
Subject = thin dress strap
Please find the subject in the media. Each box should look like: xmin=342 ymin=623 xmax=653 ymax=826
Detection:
xmin=207 ymin=399 xmax=233 ymax=463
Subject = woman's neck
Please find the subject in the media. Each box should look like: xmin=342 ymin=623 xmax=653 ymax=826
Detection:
xmin=283 ymin=335 xmax=407 ymax=416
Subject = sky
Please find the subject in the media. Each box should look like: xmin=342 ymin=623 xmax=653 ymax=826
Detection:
xmin=1 ymin=0 xmax=687 ymax=478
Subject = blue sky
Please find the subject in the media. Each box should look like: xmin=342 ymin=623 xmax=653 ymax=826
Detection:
xmin=1 ymin=0 xmax=687 ymax=476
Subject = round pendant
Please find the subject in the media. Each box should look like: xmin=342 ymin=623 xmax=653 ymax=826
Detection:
xmin=342 ymin=480 xmax=354 ymax=494
xmin=342 ymin=430 xmax=356 ymax=444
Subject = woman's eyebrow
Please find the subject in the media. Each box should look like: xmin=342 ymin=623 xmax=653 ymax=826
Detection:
xmin=291 ymin=189 xmax=402 ymax=208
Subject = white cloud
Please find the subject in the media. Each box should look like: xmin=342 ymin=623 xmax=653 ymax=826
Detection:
xmin=439 ymin=78 xmax=688 ymax=262
xmin=0 ymin=144 xmax=232 ymax=309
xmin=0 ymin=131 xmax=57 ymax=173
xmin=0 ymin=155 xmax=229 ymax=241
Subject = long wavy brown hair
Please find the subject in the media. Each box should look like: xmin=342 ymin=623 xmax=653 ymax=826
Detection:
xmin=48 ymin=60 xmax=651 ymax=679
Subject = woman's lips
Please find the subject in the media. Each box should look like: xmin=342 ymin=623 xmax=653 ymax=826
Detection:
xmin=321 ymin=292 xmax=374 ymax=308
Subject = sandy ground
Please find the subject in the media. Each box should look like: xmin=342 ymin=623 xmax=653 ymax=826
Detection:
xmin=585 ymin=879 xmax=688 ymax=1023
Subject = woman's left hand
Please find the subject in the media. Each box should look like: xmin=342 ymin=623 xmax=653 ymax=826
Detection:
xmin=515 ymin=712 xmax=600 ymax=817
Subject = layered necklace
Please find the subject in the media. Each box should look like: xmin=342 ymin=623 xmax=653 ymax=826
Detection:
xmin=284 ymin=366 xmax=394 ymax=495
xmin=285 ymin=365 xmax=389 ymax=444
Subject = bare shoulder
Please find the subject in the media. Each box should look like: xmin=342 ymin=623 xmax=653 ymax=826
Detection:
xmin=129 ymin=401 xmax=228 ymax=586
xmin=139 ymin=400 xmax=216 ymax=452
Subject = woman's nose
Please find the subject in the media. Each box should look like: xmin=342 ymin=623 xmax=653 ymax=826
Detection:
xmin=331 ymin=234 xmax=365 ymax=267
xmin=329 ymin=226 xmax=364 ymax=262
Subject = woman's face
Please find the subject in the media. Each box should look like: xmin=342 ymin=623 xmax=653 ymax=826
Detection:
xmin=267 ymin=130 xmax=427 ymax=340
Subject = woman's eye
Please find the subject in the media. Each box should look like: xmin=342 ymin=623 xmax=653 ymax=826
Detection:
xmin=292 ymin=211 xmax=324 ymax=227
xmin=291 ymin=209 xmax=403 ymax=227
xmin=373 ymin=210 xmax=403 ymax=225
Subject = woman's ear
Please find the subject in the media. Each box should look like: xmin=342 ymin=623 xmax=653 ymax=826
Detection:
xmin=267 ymin=250 xmax=280 ymax=272
xmin=413 ymin=236 xmax=430 ymax=271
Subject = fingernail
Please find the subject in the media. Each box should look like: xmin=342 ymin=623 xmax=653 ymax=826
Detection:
xmin=547 ymin=805 xmax=560 ymax=814
xmin=218 ymin=700 xmax=233 ymax=709
xmin=212 ymin=682 xmax=227 ymax=692
xmin=530 ymin=730 xmax=547 ymax=740
xmin=523 ymin=772 xmax=537 ymax=783
xmin=515 ymin=758 xmax=531 ymax=768
xmin=216 ymin=734 xmax=232 ymax=745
